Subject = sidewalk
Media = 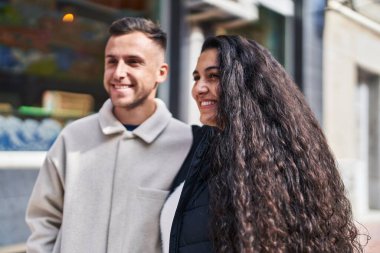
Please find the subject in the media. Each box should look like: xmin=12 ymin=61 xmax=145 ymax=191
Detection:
xmin=359 ymin=211 xmax=380 ymax=253
xmin=363 ymin=221 xmax=380 ymax=253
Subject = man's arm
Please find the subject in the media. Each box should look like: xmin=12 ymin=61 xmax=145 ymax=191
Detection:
xmin=25 ymin=155 xmax=64 ymax=253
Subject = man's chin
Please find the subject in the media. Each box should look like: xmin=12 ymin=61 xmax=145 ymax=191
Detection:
xmin=112 ymin=99 xmax=147 ymax=110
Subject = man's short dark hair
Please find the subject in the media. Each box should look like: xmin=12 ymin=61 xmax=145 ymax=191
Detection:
xmin=109 ymin=17 xmax=167 ymax=51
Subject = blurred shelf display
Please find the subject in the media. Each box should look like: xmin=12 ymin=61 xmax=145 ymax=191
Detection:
xmin=0 ymin=114 xmax=62 ymax=151
xmin=17 ymin=106 xmax=51 ymax=117
xmin=0 ymin=103 xmax=13 ymax=114
xmin=0 ymin=90 xmax=94 ymax=151
xmin=0 ymin=152 xmax=45 ymax=169
xmin=42 ymin=90 xmax=94 ymax=117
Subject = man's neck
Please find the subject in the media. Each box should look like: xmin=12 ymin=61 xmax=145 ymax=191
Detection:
xmin=113 ymin=100 xmax=157 ymax=125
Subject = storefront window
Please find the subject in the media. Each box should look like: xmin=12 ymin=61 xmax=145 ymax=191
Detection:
xmin=0 ymin=0 xmax=153 ymax=151
xmin=223 ymin=6 xmax=286 ymax=65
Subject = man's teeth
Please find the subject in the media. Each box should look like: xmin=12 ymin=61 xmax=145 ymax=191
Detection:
xmin=114 ymin=84 xmax=131 ymax=89
xmin=201 ymin=101 xmax=215 ymax=106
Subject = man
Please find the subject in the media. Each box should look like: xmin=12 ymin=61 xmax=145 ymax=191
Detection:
xmin=26 ymin=17 xmax=192 ymax=253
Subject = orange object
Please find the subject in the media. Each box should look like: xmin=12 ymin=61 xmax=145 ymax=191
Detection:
xmin=62 ymin=13 xmax=74 ymax=22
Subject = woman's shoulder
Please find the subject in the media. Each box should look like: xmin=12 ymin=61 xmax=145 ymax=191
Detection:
xmin=191 ymin=125 xmax=206 ymax=144
xmin=192 ymin=125 xmax=214 ymax=141
xmin=170 ymin=125 xmax=210 ymax=191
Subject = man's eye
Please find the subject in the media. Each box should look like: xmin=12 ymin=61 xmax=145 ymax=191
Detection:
xmin=127 ymin=59 xmax=142 ymax=66
xmin=107 ymin=59 xmax=117 ymax=64
xmin=193 ymin=75 xmax=200 ymax=81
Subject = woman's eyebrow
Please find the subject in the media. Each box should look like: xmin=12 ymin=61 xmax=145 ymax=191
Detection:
xmin=193 ymin=66 xmax=219 ymax=76
xmin=205 ymin=66 xmax=219 ymax=71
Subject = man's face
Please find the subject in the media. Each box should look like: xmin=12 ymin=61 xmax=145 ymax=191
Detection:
xmin=103 ymin=32 xmax=168 ymax=110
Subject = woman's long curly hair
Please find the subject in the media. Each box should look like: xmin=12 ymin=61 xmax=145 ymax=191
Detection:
xmin=204 ymin=35 xmax=365 ymax=252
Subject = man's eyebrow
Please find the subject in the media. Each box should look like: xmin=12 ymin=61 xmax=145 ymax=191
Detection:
xmin=125 ymin=54 xmax=143 ymax=59
xmin=105 ymin=54 xmax=144 ymax=59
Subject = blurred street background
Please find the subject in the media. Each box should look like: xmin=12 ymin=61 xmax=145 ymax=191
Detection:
xmin=1 ymin=0 xmax=380 ymax=252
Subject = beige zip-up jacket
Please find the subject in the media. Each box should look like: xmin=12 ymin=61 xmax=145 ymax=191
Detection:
xmin=26 ymin=99 xmax=192 ymax=253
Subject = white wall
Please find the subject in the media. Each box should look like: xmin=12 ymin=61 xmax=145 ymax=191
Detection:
xmin=324 ymin=5 xmax=380 ymax=217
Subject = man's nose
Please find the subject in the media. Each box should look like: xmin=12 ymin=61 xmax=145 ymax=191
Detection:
xmin=114 ymin=61 xmax=128 ymax=79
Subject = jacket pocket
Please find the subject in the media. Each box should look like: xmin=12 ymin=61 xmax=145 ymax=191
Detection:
xmin=126 ymin=187 xmax=170 ymax=252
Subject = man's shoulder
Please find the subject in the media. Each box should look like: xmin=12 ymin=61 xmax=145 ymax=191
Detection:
xmin=168 ymin=117 xmax=190 ymax=127
xmin=48 ymin=113 xmax=102 ymax=153
xmin=62 ymin=113 xmax=99 ymax=133
xmin=165 ymin=117 xmax=192 ymax=135
xmin=150 ymin=117 xmax=192 ymax=146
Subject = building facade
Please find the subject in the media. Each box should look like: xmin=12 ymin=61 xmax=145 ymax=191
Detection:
xmin=324 ymin=0 xmax=380 ymax=218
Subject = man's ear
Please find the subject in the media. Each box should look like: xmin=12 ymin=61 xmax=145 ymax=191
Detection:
xmin=156 ymin=63 xmax=169 ymax=83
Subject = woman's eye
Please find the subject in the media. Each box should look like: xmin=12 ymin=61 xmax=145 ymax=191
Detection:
xmin=208 ymin=74 xmax=219 ymax=80
xmin=193 ymin=75 xmax=200 ymax=81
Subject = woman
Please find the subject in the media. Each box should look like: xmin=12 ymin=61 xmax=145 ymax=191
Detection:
xmin=161 ymin=35 xmax=366 ymax=253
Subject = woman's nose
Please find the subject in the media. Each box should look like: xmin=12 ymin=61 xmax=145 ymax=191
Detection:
xmin=196 ymin=80 xmax=208 ymax=94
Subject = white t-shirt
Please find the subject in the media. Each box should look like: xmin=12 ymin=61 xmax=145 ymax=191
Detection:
xmin=160 ymin=181 xmax=185 ymax=253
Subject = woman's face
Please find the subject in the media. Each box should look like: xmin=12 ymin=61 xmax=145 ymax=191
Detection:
xmin=192 ymin=48 xmax=220 ymax=127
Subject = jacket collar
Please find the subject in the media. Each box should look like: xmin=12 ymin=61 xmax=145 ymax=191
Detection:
xmin=98 ymin=98 xmax=172 ymax=144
